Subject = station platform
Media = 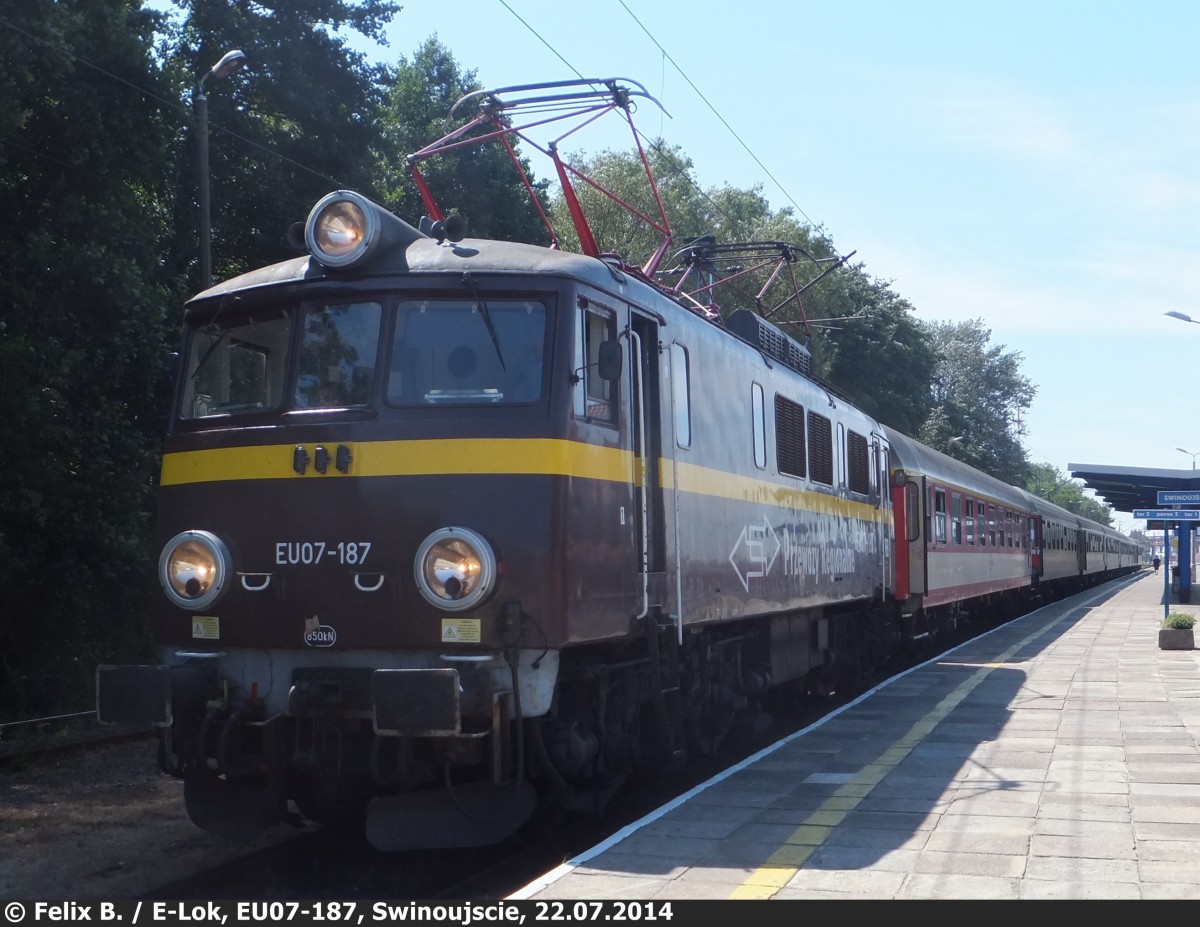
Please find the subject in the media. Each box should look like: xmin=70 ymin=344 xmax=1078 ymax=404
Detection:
xmin=510 ymin=571 xmax=1200 ymax=900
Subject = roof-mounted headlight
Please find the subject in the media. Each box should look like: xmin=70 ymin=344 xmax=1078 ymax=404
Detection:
xmin=414 ymin=527 xmax=498 ymax=612
xmin=159 ymin=530 xmax=232 ymax=610
xmin=306 ymin=191 xmax=381 ymax=269
xmin=304 ymin=190 xmax=430 ymax=270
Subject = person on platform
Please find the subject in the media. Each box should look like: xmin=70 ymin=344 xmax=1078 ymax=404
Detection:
xmin=1153 ymin=555 xmax=1162 ymax=575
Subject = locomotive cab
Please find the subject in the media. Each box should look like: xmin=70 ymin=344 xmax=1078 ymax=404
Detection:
xmin=98 ymin=192 xmax=648 ymax=848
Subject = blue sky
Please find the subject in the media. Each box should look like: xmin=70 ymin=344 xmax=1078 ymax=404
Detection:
xmin=340 ymin=1 xmax=1200 ymax=531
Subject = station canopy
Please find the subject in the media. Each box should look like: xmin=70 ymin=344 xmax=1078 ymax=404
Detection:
xmin=1068 ymin=462 xmax=1200 ymax=514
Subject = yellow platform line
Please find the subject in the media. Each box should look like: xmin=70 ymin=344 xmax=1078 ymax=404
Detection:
xmin=727 ymin=609 xmax=1071 ymax=899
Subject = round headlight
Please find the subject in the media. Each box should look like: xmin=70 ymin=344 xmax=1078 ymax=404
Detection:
xmin=305 ymin=191 xmax=379 ymax=268
xmin=413 ymin=527 xmax=498 ymax=612
xmin=159 ymin=530 xmax=232 ymax=610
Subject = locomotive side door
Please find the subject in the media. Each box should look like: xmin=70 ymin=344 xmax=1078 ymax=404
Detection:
xmin=629 ymin=311 xmax=679 ymax=630
xmin=1030 ymin=514 xmax=1044 ymax=579
xmin=873 ymin=431 xmax=893 ymax=595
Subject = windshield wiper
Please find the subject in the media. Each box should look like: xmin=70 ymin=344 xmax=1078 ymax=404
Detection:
xmin=190 ymin=296 xmax=238 ymax=381
xmin=461 ymin=272 xmax=506 ymax=371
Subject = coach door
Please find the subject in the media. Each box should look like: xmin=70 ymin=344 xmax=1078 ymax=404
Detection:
xmin=905 ymin=475 xmax=927 ymax=595
xmin=629 ymin=311 xmax=679 ymax=633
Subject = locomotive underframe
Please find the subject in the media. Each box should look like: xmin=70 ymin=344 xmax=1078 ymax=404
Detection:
xmin=99 ymin=594 xmax=909 ymax=848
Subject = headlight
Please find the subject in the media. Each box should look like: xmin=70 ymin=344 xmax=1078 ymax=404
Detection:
xmin=159 ymin=530 xmax=232 ymax=610
xmin=413 ymin=527 xmax=498 ymax=612
xmin=305 ymin=191 xmax=379 ymax=268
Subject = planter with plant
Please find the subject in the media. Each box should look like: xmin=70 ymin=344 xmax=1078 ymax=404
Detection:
xmin=1160 ymin=612 xmax=1196 ymax=650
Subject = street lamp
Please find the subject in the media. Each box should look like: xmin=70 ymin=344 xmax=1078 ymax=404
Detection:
xmin=195 ymin=49 xmax=246 ymax=290
xmin=1178 ymin=447 xmax=1200 ymax=470
xmin=1165 ymin=311 xmax=1200 ymax=325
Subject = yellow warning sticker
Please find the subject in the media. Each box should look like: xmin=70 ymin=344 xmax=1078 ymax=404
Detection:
xmin=192 ymin=616 xmax=220 ymax=640
xmin=441 ymin=618 xmax=481 ymax=643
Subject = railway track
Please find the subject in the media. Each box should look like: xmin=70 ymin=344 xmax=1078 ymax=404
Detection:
xmin=136 ymin=659 xmax=883 ymax=900
xmin=4 ymin=604 xmax=1020 ymax=899
xmin=0 ymin=710 xmax=153 ymax=770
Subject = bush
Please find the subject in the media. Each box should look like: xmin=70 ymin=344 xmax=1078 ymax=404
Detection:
xmin=1164 ymin=613 xmax=1196 ymax=630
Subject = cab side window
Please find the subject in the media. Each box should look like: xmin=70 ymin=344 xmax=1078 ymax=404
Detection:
xmin=578 ymin=306 xmax=616 ymax=422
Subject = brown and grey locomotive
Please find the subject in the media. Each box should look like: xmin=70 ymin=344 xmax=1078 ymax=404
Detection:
xmin=96 ymin=79 xmax=1138 ymax=850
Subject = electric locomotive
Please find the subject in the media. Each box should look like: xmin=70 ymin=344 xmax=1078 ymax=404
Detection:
xmin=95 ymin=78 xmax=1134 ymax=850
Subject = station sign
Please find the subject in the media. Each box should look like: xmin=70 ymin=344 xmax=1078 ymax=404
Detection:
xmin=1133 ymin=509 xmax=1200 ymax=520
xmin=1158 ymin=491 xmax=1200 ymax=505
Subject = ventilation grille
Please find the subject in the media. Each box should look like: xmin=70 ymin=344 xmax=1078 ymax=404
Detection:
xmin=725 ymin=310 xmax=811 ymax=375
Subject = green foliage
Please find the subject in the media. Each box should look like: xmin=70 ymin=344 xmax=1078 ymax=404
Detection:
xmin=164 ymin=0 xmax=402 ymax=287
xmin=1164 ymin=613 xmax=1195 ymax=630
xmin=539 ymin=142 xmax=940 ymax=432
xmin=815 ymin=271 xmax=938 ymax=436
xmin=375 ymin=37 xmax=552 ymax=243
xmin=917 ymin=319 xmax=1035 ymax=486
xmin=1026 ymin=463 xmax=1114 ymax=525
xmin=0 ymin=0 xmax=178 ymax=716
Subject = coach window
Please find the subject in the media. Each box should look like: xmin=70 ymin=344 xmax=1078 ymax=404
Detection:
xmin=988 ymin=504 xmax=997 ymax=546
xmin=933 ymin=488 xmax=947 ymax=544
xmin=808 ymin=411 xmax=833 ymax=486
xmin=965 ymin=499 xmax=975 ymax=545
xmin=752 ymin=383 xmax=766 ymax=468
xmin=775 ymin=395 xmax=806 ymax=478
xmin=671 ymin=342 xmax=691 ymax=448
xmin=952 ymin=493 xmax=962 ymax=544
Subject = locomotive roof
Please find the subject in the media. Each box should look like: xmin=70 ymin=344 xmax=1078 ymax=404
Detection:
xmin=186 ymin=234 xmax=657 ymax=313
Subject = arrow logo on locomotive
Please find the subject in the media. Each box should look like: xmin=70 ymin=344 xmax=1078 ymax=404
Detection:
xmin=728 ymin=518 xmax=781 ymax=592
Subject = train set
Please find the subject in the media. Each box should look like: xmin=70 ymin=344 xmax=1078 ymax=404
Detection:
xmin=96 ymin=79 xmax=1140 ymax=850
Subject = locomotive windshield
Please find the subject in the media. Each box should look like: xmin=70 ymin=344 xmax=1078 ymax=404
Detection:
xmin=178 ymin=297 xmax=547 ymax=420
xmin=387 ymin=299 xmax=546 ymax=405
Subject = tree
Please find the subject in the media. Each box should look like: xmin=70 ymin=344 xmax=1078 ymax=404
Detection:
xmin=164 ymin=0 xmax=401 ymax=286
xmin=815 ymin=272 xmax=939 ymax=437
xmin=0 ymin=0 xmax=181 ymax=715
xmin=919 ymin=319 xmax=1035 ymax=486
xmin=374 ymin=36 xmax=553 ymax=243
xmin=1027 ymin=463 xmax=1114 ymax=525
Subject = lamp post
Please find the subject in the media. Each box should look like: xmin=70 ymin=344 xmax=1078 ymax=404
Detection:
xmin=1178 ymin=447 xmax=1200 ymax=471
xmin=1165 ymin=310 xmax=1200 ymax=326
xmin=195 ymin=49 xmax=246 ymax=290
